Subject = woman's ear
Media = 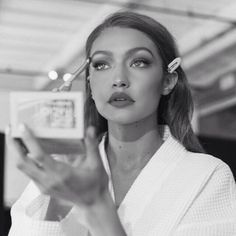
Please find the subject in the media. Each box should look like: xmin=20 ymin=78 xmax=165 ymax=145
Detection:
xmin=162 ymin=71 xmax=178 ymax=95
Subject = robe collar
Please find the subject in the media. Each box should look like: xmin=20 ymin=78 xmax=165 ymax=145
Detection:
xmin=98 ymin=126 xmax=187 ymax=228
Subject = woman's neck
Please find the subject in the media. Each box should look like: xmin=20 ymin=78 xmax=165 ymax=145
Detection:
xmin=106 ymin=117 xmax=163 ymax=172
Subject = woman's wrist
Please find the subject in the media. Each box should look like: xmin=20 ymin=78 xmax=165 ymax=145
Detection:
xmin=84 ymin=191 xmax=126 ymax=236
xmin=44 ymin=198 xmax=72 ymax=221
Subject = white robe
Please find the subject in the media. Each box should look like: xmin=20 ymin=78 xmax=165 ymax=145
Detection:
xmin=9 ymin=128 xmax=236 ymax=236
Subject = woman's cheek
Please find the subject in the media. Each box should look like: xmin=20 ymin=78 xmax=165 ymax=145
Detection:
xmin=90 ymin=88 xmax=107 ymax=114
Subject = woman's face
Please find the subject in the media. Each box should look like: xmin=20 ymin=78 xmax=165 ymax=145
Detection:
xmin=89 ymin=27 xmax=164 ymax=125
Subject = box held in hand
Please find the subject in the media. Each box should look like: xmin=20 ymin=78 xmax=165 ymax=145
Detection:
xmin=10 ymin=91 xmax=84 ymax=139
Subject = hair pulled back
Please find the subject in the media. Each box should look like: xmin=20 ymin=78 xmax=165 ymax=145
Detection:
xmin=85 ymin=11 xmax=204 ymax=153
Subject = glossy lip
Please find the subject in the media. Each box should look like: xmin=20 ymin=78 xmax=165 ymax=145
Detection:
xmin=108 ymin=92 xmax=134 ymax=107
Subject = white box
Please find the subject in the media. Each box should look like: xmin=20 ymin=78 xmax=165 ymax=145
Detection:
xmin=10 ymin=91 xmax=84 ymax=139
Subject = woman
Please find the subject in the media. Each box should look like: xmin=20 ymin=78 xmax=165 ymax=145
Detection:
xmin=7 ymin=11 xmax=236 ymax=235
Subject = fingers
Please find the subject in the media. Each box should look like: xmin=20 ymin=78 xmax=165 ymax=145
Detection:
xmin=17 ymin=155 xmax=45 ymax=179
xmin=84 ymin=126 xmax=101 ymax=167
xmin=19 ymin=124 xmax=45 ymax=162
xmin=5 ymin=126 xmax=46 ymax=181
xmin=5 ymin=125 xmax=71 ymax=196
xmin=85 ymin=126 xmax=99 ymax=153
xmin=5 ymin=127 xmax=28 ymax=163
xmin=6 ymin=125 xmax=49 ymax=172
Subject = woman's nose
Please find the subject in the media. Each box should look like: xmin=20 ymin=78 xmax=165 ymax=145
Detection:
xmin=112 ymin=66 xmax=129 ymax=88
xmin=113 ymin=79 xmax=129 ymax=88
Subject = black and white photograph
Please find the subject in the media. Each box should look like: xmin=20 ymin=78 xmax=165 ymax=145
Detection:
xmin=0 ymin=0 xmax=235 ymax=235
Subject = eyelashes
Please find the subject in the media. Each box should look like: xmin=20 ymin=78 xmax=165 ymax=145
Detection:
xmin=91 ymin=58 xmax=152 ymax=71
xmin=91 ymin=61 xmax=109 ymax=71
xmin=131 ymin=58 xmax=152 ymax=68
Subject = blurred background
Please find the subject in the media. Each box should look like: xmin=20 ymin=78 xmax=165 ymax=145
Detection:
xmin=0 ymin=0 xmax=236 ymax=234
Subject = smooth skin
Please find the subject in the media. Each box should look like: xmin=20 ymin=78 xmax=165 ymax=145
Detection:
xmin=89 ymin=27 xmax=177 ymax=207
xmin=7 ymin=27 xmax=177 ymax=236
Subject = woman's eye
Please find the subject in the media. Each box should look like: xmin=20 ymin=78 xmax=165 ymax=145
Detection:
xmin=92 ymin=62 xmax=110 ymax=71
xmin=131 ymin=58 xmax=151 ymax=68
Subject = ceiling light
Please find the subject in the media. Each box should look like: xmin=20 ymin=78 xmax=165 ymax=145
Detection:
xmin=48 ymin=70 xmax=58 ymax=80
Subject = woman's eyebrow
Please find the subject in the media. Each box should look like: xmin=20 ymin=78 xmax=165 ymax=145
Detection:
xmin=125 ymin=47 xmax=154 ymax=57
xmin=91 ymin=47 xmax=154 ymax=60
xmin=91 ymin=50 xmax=112 ymax=60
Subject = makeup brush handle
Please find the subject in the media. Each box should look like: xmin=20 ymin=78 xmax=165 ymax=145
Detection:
xmin=52 ymin=58 xmax=90 ymax=93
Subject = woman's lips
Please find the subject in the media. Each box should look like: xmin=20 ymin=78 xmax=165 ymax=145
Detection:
xmin=108 ymin=92 xmax=134 ymax=108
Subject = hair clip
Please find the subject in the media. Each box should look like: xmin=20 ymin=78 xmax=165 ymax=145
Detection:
xmin=167 ymin=57 xmax=181 ymax=73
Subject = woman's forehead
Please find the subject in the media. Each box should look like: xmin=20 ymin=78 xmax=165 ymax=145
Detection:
xmin=90 ymin=27 xmax=158 ymax=56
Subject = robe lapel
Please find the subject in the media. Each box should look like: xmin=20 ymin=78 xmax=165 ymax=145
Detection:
xmin=99 ymin=131 xmax=187 ymax=235
xmin=126 ymin=144 xmax=220 ymax=236
xmin=147 ymin=152 xmax=220 ymax=235
xmin=98 ymin=127 xmax=220 ymax=236
xmin=117 ymin=136 xmax=186 ymax=235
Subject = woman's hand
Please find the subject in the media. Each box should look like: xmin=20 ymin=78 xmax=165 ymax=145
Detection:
xmin=6 ymin=125 xmax=109 ymax=209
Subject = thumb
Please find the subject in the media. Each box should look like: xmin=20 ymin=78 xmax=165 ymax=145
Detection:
xmin=84 ymin=126 xmax=101 ymax=166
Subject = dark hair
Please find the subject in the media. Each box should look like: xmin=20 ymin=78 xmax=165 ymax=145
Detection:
xmin=84 ymin=11 xmax=204 ymax=153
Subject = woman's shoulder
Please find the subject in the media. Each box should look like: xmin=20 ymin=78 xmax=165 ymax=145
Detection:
xmin=168 ymin=133 xmax=229 ymax=173
xmin=184 ymin=149 xmax=234 ymax=181
xmin=177 ymin=150 xmax=236 ymax=229
xmin=186 ymin=150 xmax=223 ymax=164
